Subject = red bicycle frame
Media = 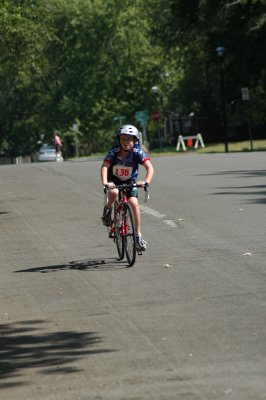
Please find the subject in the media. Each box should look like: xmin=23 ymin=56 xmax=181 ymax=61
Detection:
xmin=111 ymin=187 xmax=129 ymax=237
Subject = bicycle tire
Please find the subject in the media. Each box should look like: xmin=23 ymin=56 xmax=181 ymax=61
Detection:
xmin=114 ymin=201 xmax=124 ymax=260
xmin=123 ymin=203 xmax=136 ymax=267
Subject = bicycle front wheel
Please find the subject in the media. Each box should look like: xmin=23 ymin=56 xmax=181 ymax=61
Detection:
xmin=123 ymin=203 xmax=136 ymax=267
xmin=114 ymin=201 xmax=124 ymax=260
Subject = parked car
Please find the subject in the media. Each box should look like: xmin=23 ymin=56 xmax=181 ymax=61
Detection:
xmin=37 ymin=144 xmax=57 ymax=162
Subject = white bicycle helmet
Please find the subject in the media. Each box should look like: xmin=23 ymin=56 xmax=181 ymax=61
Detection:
xmin=117 ymin=124 xmax=139 ymax=140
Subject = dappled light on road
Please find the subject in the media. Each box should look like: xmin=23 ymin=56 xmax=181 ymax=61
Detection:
xmin=0 ymin=320 xmax=114 ymax=388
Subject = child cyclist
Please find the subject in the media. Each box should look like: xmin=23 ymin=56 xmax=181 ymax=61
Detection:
xmin=101 ymin=124 xmax=154 ymax=251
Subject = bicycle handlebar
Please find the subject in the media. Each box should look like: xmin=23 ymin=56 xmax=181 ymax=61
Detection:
xmin=103 ymin=182 xmax=150 ymax=202
xmin=104 ymin=182 xmax=149 ymax=190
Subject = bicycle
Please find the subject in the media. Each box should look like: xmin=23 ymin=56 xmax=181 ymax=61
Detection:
xmin=103 ymin=183 xmax=149 ymax=267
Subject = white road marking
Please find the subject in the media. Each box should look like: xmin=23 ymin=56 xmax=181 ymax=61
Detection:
xmin=164 ymin=219 xmax=178 ymax=228
xmin=140 ymin=205 xmax=166 ymax=219
xmin=140 ymin=205 xmax=178 ymax=228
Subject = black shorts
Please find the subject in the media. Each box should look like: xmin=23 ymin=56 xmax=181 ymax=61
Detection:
xmin=111 ymin=177 xmax=138 ymax=198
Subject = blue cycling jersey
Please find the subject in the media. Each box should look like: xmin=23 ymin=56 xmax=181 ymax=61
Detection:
xmin=104 ymin=144 xmax=150 ymax=183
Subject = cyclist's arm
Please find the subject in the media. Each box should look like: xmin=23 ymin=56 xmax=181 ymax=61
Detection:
xmin=137 ymin=160 xmax=154 ymax=185
xmin=101 ymin=161 xmax=115 ymax=188
xmin=101 ymin=161 xmax=110 ymax=186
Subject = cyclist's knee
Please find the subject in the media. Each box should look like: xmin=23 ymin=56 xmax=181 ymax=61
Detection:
xmin=128 ymin=197 xmax=139 ymax=209
xmin=108 ymin=188 xmax=118 ymax=200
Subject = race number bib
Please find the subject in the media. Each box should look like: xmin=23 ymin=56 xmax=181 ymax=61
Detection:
xmin=113 ymin=165 xmax=132 ymax=181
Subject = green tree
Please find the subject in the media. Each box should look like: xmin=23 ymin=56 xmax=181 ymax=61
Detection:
xmin=145 ymin=0 xmax=266 ymax=140
xmin=42 ymin=0 xmax=161 ymax=153
xmin=1 ymin=0 xmax=265 ymax=157
xmin=0 ymin=0 xmax=51 ymax=156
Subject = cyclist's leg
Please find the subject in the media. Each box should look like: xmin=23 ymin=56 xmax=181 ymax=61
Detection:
xmin=106 ymin=188 xmax=118 ymax=208
xmin=128 ymin=197 xmax=140 ymax=234
xmin=128 ymin=196 xmax=147 ymax=250
xmin=105 ymin=174 xmax=120 ymax=208
xmin=102 ymin=188 xmax=118 ymax=225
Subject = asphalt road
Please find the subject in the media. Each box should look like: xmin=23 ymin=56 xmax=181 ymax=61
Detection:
xmin=0 ymin=152 xmax=266 ymax=400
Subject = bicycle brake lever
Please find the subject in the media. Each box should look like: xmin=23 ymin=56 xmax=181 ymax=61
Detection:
xmin=144 ymin=184 xmax=149 ymax=203
xmin=103 ymin=186 xmax=108 ymax=205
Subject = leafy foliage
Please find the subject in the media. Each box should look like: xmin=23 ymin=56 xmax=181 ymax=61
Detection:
xmin=0 ymin=0 xmax=265 ymax=157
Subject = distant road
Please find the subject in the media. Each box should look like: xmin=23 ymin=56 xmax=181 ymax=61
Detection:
xmin=1 ymin=152 xmax=266 ymax=400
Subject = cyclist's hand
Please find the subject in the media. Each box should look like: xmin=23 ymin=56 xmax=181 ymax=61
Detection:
xmin=137 ymin=181 xmax=150 ymax=190
xmin=105 ymin=182 xmax=115 ymax=189
xmin=144 ymin=182 xmax=150 ymax=191
xmin=136 ymin=180 xmax=145 ymax=187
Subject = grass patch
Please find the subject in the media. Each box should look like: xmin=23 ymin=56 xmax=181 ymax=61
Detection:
xmin=196 ymin=139 xmax=266 ymax=153
xmin=149 ymin=139 xmax=266 ymax=156
xmin=69 ymin=139 xmax=266 ymax=159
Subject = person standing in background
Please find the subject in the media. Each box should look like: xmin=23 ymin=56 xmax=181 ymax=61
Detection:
xmin=54 ymin=131 xmax=62 ymax=158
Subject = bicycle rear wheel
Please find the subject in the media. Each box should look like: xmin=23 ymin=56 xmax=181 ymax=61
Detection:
xmin=114 ymin=201 xmax=124 ymax=260
xmin=123 ymin=203 xmax=136 ymax=267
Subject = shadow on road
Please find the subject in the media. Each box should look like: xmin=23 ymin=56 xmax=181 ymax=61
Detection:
xmin=196 ymin=169 xmax=266 ymax=204
xmin=196 ymin=169 xmax=266 ymax=178
xmin=14 ymin=258 xmax=129 ymax=274
xmin=0 ymin=319 xmax=114 ymax=388
xmin=210 ymin=184 xmax=266 ymax=204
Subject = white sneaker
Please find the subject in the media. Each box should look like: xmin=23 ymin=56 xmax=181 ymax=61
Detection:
xmin=136 ymin=234 xmax=147 ymax=251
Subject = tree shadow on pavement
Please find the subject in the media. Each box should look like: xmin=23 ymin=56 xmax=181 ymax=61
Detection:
xmin=210 ymin=184 xmax=266 ymax=204
xmin=0 ymin=319 xmax=114 ymax=388
xmin=196 ymin=169 xmax=266 ymax=178
xmin=14 ymin=258 xmax=129 ymax=273
xmin=197 ymin=170 xmax=266 ymax=204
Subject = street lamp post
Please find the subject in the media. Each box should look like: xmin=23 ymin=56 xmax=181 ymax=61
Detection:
xmin=241 ymin=87 xmax=253 ymax=151
xmin=216 ymin=46 xmax=228 ymax=153
xmin=151 ymin=86 xmax=163 ymax=149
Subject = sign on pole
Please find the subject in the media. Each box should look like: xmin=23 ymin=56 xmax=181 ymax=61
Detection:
xmin=73 ymin=123 xmax=79 ymax=158
xmin=241 ymin=87 xmax=250 ymax=101
xmin=113 ymin=115 xmax=126 ymax=125
xmin=135 ymin=111 xmax=149 ymax=127
xmin=150 ymin=111 xmax=161 ymax=121
xmin=135 ymin=111 xmax=149 ymax=145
